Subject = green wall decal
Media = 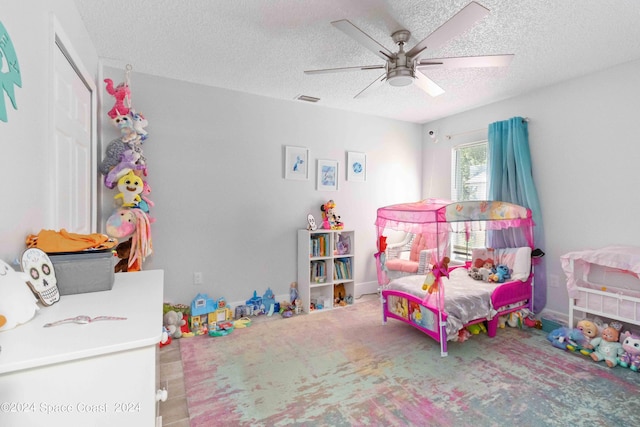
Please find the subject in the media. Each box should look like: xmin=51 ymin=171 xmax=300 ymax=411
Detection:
xmin=0 ymin=20 xmax=22 ymax=123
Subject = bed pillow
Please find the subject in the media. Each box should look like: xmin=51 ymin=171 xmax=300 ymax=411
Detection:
xmin=494 ymin=247 xmax=532 ymax=281
xmin=471 ymin=248 xmax=495 ymax=269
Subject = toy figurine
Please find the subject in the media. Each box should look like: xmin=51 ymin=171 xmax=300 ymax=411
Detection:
xmin=618 ymin=331 xmax=640 ymax=371
xmin=590 ymin=322 xmax=624 ymax=368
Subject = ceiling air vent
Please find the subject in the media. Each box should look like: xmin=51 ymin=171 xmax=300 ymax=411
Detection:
xmin=295 ymin=94 xmax=320 ymax=103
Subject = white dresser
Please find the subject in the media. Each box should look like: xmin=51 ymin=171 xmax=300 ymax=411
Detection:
xmin=0 ymin=269 xmax=164 ymax=427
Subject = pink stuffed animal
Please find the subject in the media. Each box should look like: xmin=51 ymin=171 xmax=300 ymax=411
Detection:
xmin=104 ymin=78 xmax=131 ymax=119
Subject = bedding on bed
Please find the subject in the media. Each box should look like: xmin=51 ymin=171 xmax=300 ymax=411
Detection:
xmin=386 ymin=268 xmax=503 ymax=339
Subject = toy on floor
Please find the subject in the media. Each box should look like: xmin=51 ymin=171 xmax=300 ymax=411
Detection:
xmin=567 ymin=319 xmax=599 ymax=355
xmin=467 ymin=322 xmax=487 ymax=335
xmin=159 ymin=326 xmax=172 ymax=347
xmin=209 ymin=321 xmax=234 ymax=337
xmin=163 ymin=310 xmax=186 ymax=339
xmin=590 ymin=322 xmax=624 ymax=368
xmin=618 ymin=331 xmax=640 ymax=371
xmin=547 ymin=327 xmax=586 ymax=351
xmin=0 ymin=259 xmax=39 ymax=332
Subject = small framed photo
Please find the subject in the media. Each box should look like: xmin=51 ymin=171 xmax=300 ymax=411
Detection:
xmin=317 ymin=159 xmax=338 ymax=191
xmin=284 ymin=146 xmax=309 ymax=180
xmin=347 ymin=151 xmax=366 ymax=182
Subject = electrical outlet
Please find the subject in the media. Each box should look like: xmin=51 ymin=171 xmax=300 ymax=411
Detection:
xmin=548 ymin=274 xmax=560 ymax=288
xmin=193 ymin=272 xmax=203 ymax=285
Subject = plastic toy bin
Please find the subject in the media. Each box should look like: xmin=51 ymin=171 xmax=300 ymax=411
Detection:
xmin=48 ymin=250 xmax=116 ymax=296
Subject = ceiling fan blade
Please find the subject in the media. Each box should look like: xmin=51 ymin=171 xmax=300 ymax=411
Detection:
xmin=304 ymin=65 xmax=385 ymax=75
xmin=407 ymin=1 xmax=490 ymax=60
xmin=414 ymin=71 xmax=445 ymax=97
xmin=417 ymin=54 xmax=514 ymax=70
xmin=354 ymin=73 xmax=386 ymax=98
xmin=331 ymin=19 xmax=394 ymax=60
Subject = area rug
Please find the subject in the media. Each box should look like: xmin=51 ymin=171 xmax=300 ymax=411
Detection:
xmin=180 ymin=296 xmax=640 ymax=426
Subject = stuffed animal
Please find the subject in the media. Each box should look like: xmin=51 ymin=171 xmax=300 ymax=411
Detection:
xmin=129 ymin=109 xmax=149 ymax=141
xmin=114 ymin=238 xmax=131 ymax=273
xmin=590 ymin=322 xmax=624 ymax=367
xmin=567 ymin=319 xmax=599 ymax=355
xmin=334 ymin=283 xmax=346 ymax=306
xmin=106 ymin=209 xmax=137 ymax=239
xmin=489 ymin=264 xmax=511 ymax=283
xmin=547 ymin=327 xmax=587 ymax=351
xmin=104 ymin=79 xmax=130 ymax=119
xmin=618 ymin=331 xmax=640 ymax=371
xmin=101 ymin=140 xmax=146 ymax=189
xmin=114 ymin=170 xmax=144 ymax=207
xmin=478 ymin=261 xmax=495 ymax=282
xmin=320 ymin=200 xmax=343 ymax=230
xmin=468 ymin=267 xmax=483 ymax=280
xmin=0 ymin=259 xmax=39 ymax=332
xmin=163 ymin=310 xmax=186 ymax=339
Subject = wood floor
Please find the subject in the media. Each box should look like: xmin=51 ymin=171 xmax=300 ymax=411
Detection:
xmin=158 ymin=340 xmax=190 ymax=426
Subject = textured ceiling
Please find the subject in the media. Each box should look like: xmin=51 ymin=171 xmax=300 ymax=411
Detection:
xmin=74 ymin=0 xmax=640 ymax=124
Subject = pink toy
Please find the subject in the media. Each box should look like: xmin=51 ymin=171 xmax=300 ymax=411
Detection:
xmin=619 ymin=331 xmax=640 ymax=371
xmin=104 ymin=78 xmax=131 ymax=119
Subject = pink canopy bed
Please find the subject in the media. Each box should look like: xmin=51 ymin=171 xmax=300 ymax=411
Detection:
xmin=375 ymin=199 xmax=535 ymax=356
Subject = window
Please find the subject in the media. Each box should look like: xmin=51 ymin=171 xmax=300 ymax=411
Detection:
xmin=450 ymin=141 xmax=488 ymax=262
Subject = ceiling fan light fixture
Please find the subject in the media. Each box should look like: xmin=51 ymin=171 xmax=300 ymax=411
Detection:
xmin=386 ymin=68 xmax=414 ymax=87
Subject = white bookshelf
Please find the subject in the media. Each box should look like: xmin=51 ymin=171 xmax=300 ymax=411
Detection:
xmin=297 ymin=229 xmax=355 ymax=313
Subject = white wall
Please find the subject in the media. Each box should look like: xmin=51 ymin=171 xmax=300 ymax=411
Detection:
xmin=0 ymin=1 xmax=98 ymax=262
xmin=423 ymin=58 xmax=640 ymax=314
xmin=99 ymin=68 xmax=423 ymax=304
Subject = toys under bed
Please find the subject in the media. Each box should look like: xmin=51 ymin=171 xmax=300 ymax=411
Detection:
xmin=562 ymin=245 xmax=640 ymax=329
xmin=375 ymin=199 xmax=536 ymax=357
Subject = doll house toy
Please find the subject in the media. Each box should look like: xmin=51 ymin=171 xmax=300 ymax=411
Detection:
xmin=190 ymin=293 xmax=217 ymax=333
xmin=213 ymin=297 xmax=233 ymax=324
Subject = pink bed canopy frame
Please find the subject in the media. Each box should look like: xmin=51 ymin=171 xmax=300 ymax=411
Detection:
xmin=375 ymin=199 xmax=535 ymax=285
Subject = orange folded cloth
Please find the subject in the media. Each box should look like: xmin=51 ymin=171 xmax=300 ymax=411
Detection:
xmin=26 ymin=229 xmax=117 ymax=253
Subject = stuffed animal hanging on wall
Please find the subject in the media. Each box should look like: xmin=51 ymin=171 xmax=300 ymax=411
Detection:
xmin=104 ymin=78 xmax=130 ymax=119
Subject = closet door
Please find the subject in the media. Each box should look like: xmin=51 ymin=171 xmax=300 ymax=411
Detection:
xmin=50 ymin=17 xmax=97 ymax=233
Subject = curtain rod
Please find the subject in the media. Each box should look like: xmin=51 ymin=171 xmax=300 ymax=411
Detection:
xmin=444 ymin=117 xmax=529 ymax=140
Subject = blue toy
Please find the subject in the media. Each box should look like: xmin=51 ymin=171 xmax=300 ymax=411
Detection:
xmin=489 ymin=264 xmax=511 ymax=283
xmin=547 ymin=327 xmax=586 ymax=351
xmin=246 ymin=291 xmax=263 ymax=314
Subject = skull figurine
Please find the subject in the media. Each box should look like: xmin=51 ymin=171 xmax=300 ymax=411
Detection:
xmin=21 ymin=248 xmax=60 ymax=306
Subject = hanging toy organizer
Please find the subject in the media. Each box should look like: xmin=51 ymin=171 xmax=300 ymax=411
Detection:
xmin=100 ymin=64 xmax=153 ymax=272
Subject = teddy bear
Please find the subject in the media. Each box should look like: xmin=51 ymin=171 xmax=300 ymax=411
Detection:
xmin=618 ymin=331 xmax=640 ymax=371
xmin=590 ymin=322 xmax=624 ymax=367
xmin=114 ymin=238 xmax=132 ymax=273
xmin=163 ymin=310 xmax=186 ymax=339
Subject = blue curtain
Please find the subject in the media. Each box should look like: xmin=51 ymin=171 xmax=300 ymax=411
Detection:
xmin=488 ymin=116 xmax=546 ymax=313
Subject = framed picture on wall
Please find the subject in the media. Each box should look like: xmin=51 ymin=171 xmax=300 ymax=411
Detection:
xmin=284 ymin=146 xmax=309 ymax=180
xmin=317 ymin=159 xmax=338 ymax=191
xmin=347 ymin=151 xmax=366 ymax=182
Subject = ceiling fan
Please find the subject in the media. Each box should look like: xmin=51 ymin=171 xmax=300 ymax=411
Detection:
xmin=304 ymin=1 xmax=513 ymax=98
